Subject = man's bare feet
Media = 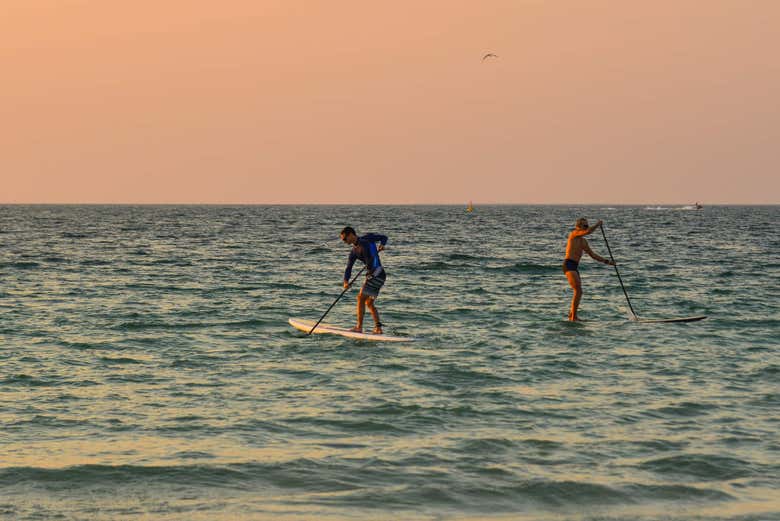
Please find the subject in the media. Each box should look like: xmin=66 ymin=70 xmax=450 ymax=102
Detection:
xmin=349 ymin=326 xmax=362 ymax=333
xmin=372 ymin=327 xmax=383 ymax=335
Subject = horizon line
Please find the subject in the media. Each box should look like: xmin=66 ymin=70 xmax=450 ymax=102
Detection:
xmin=0 ymin=202 xmax=777 ymax=206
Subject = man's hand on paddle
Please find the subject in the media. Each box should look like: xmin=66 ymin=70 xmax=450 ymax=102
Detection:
xmin=343 ymin=280 xmax=351 ymax=289
xmin=587 ymin=220 xmax=604 ymax=235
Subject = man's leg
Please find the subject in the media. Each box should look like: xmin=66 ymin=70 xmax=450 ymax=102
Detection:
xmin=566 ymin=271 xmax=583 ymax=321
xmin=352 ymin=292 xmax=366 ymax=332
xmin=366 ymin=296 xmax=382 ymax=334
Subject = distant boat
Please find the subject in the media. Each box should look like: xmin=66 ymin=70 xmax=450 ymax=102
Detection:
xmin=695 ymin=202 xmax=703 ymax=210
xmin=466 ymin=201 xmax=474 ymax=213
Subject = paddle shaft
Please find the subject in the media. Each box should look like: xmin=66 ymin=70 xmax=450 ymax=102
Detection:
xmin=307 ymin=266 xmax=366 ymax=335
xmin=599 ymin=226 xmax=639 ymax=318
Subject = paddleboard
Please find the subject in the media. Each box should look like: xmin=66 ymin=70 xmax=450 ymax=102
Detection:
xmin=634 ymin=315 xmax=707 ymax=323
xmin=288 ymin=318 xmax=417 ymax=342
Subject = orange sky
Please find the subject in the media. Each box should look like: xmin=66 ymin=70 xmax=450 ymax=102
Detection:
xmin=2 ymin=1 xmax=778 ymax=204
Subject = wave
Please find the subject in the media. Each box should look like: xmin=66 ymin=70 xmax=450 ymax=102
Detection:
xmin=7 ymin=415 xmax=88 ymax=429
xmin=412 ymin=260 xmax=558 ymax=274
xmin=456 ymin=437 xmax=518 ymax=454
xmin=0 ymin=261 xmax=40 ymax=269
xmin=79 ymin=259 xmax=113 ymax=266
xmin=59 ymin=340 xmax=114 ymax=351
xmin=113 ymin=320 xmax=206 ymax=331
xmin=113 ymin=317 xmax=273 ymax=331
xmin=747 ymin=392 xmax=779 ymax=408
xmin=42 ymin=256 xmax=68 ymax=263
xmin=119 ymin=283 xmax=202 ymax=293
xmin=444 ymin=253 xmax=484 ymax=262
xmin=0 ymin=374 xmax=59 ymax=386
xmin=416 ymin=365 xmax=511 ymax=391
xmin=258 ymin=282 xmax=306 ymax=290
xmin=305 ymin=478 xmax=732 ymax=511
xmin=98 ymin=356 xmax=144 ymax=365
xmin=485 ymin=263 xmax=558 ymax=274
xmin=149 ymin=258 xmax=194 ymax=266
xmin=349 ymin=402 xmax=485 ymax=425
xmin=0 ymin=464 xmax=251 ymax=491
xmin=637 ymin=454 xmax=759 ymax=481
xmin=0 ymin=463 xmax=733 ymax=507
xmin=650 ymin=401 xmax=717 ymax=418
xmin=415 ymin=260 xmax=457 ymax=271
xmin=286 ymin=416 xmax=416 ymax=435
xmin=114 ymin=319 xmax=262 ymax=331
xmin=749 ymin=364 xmax=778 ymax=381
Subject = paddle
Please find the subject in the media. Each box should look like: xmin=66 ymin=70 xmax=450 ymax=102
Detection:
xmin=599 ymin=225 xmax=707 ymax=323
xmin=307 ymin=266 xmax=366 ymax=335
xmin=599 ymin=225 xmax=639 ymax=319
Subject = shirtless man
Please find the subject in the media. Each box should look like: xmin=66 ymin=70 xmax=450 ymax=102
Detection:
xmin=563 ymin=218 xmax=615 ymax=321
xmin=340 ymin=226 xmax=388 ymax=334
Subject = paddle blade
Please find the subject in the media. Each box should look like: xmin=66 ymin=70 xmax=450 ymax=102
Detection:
xmin=635 ymin=315 xmax=707 ymax=323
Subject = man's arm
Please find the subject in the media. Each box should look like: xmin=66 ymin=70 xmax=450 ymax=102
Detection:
xmin=344 ymin=251 xmax=357 ymax=284
xmin=362 ymin=233 xmax=388 ymax=250
xmin=583 ymin=240 xmax=614 ymax=265
xmin=571 ymin=220 xmax=603 ymax=238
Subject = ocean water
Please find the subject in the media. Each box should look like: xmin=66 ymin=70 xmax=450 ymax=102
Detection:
xmin=0 ymin=204 xmax=777 ymax=521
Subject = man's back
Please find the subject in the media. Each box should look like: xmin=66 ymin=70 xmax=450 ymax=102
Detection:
xmin=345 ymin=233 xmax=387 ymax=280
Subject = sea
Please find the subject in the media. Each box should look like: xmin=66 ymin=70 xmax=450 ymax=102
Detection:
xmin=0 ymin=205 xmax=777 ymax=521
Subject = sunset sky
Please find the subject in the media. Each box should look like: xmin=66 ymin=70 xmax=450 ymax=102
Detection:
xmin=3 ymin=1 xmax=778 ymax=204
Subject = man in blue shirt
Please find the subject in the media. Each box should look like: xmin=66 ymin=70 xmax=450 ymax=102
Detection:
xmin=340 ymin=226 xmax=388 ymax=334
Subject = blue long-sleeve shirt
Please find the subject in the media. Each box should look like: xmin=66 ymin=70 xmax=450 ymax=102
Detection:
xmin=344 ymin=233 xmax=388 ymax=281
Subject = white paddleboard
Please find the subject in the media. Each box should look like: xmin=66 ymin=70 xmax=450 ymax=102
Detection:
xmin=288 ymin=318 xmax=417 ymax=342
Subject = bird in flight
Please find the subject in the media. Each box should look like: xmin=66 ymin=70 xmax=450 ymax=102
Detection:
xmin=482 ymin=53 xmax=498 ymax=61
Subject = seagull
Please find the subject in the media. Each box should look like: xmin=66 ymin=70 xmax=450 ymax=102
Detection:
xmin=482 ymin=53 xmax=498 ymax=61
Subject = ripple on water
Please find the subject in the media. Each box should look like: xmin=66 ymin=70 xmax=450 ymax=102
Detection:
xmin=637 ymin=454 xmax=760 ymax=482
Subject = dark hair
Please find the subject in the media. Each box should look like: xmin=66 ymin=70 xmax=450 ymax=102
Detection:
xmin=340 ymin=226 xmax=356 ymax=237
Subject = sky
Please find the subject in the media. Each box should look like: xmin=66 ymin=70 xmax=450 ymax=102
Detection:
xmin=2 ymin=1 xmax=779 ymax=204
